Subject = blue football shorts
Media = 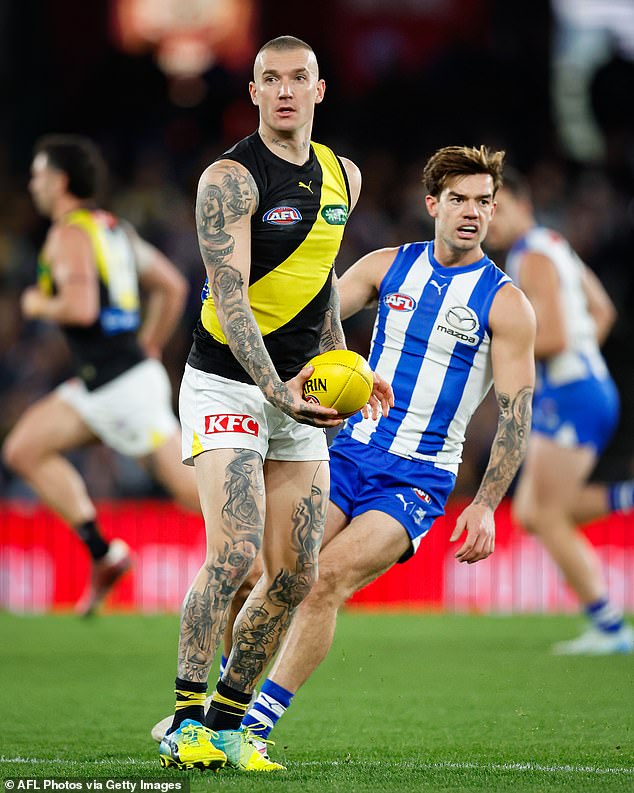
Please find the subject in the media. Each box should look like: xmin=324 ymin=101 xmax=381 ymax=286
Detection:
xmin=532 ymin=375 xmax=619 ymax=454
xmin=328 ymin=434 xmax=456 ymax=562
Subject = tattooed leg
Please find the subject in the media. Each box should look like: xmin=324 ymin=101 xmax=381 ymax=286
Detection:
xmin=222 ymin=459 xmax=329 ymax=692
xmin=176 ymin=448 xmax=265 ymax=682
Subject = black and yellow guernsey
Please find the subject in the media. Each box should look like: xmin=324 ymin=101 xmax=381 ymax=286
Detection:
xmin=37 ymin=209 xmax=144 ymax=390
xmin=188 ymin=132 xmax=351 ymax=384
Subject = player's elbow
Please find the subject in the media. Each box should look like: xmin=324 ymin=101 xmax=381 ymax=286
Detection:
xmin=161 ymin=268 xmax=188 ymax=312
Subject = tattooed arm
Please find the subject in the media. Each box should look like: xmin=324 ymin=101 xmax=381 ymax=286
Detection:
xmin=197 ymin=160 xmax=340 ymax=427
xmin=319 ymin=274 xmax=346 ymax=353
xmin=450 ymin=284 xmax=536 ymax=564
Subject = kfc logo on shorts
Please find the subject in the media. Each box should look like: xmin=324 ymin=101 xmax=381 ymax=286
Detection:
xmin=205 ymin=414 xmax=260 ymax=436
xmin=384 ymin=292 xmax=416 ymax=312
xmin=413 ymin=488 xmax=431 ymax=504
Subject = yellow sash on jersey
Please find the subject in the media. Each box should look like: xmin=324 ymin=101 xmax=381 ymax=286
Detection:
xmin=61 ymin=209 xmax=111 ymax=286
xmin=201 ymin=142 xmax=349 ymax=343
xmin=39 ymin=209 xmax=140 ymax=314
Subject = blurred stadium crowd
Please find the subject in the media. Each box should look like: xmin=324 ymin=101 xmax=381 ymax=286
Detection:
xmin=1 ymin=0 xmax=634 ymax=501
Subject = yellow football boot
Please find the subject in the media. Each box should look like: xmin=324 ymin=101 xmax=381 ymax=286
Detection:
xmin=212 ymin=728 xmax=285 ymax=771
xmin=159 ymin=719 xmax=226 ymax=771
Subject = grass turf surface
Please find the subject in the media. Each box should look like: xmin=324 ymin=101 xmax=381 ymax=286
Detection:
xmin=0 ymin=611 xmax=632 ymax=792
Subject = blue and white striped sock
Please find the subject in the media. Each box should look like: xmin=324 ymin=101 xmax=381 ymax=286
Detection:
xmin=241 ymin=679 xmax=294 ymax=739
xmin=586 ymin=597 xmax=624 ymax=634
xmin=607 ymin=481 xmax=634 ymax=513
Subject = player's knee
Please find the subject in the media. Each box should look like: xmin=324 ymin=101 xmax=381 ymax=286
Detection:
xmin=311 ymin=563 xmax=351 ymax=607
xmin=513 ymin=500 xmax=549 ymax=537
xmin=272 ymin=563 xmax=317 ymax=610
xmin=204 ymin=544 xmax=259 ymax=593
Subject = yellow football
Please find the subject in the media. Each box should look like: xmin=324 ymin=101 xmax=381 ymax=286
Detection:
xmin=303 ymin=350 xmax=373 ymax=416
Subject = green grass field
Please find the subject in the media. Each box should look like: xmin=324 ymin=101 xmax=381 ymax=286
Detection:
xmin=1 ymin=611 xmax=633 ymax=792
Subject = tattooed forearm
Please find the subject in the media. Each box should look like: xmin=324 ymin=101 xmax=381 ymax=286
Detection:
xmin=320 ymin=280 xmax=345 ymax=352
xmin=212 ymin=262 xmax=289 ymax=402
xmin=474 ymin=386 xmax=533 ymax=510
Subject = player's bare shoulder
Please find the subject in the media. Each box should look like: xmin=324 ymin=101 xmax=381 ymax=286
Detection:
xmin=489 ymin=281 xmax=536 ymax=342
xmin=357 ymin=246 xmax=400 ymax=285
xmin=47 ymin=221 xmax=93 ymax=272
xmin=195 ymin=159 xmax=259 ymax=270
xmin=338 ymin=156 xmax=362 ymax=210
xmin=338 ymin=246 xmax=400 ymax=318
xmin=197 ymin=159 xmax=259 ymax=229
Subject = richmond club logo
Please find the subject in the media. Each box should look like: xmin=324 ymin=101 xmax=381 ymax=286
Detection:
xmin=262 ymin=206 xmax=302 ymax=225
xmin=384 ymin=292 xmax=417 ymax=312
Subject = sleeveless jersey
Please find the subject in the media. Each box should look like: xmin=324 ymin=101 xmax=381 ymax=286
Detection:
xmin=37 ymin=209 xmax=144 ymax=390
xmin=187 ymin=132 xmax=351 ymax=383
xmin=339 ymin=241 xmax=511 ymax=473
xmin=505 ymin=226 xmax=609 ymax=388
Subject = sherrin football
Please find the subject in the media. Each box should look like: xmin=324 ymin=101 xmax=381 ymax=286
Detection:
xmin=303 ymin=350 xmax=373 ymax=416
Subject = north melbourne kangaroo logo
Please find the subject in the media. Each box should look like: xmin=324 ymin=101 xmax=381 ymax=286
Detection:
xmin=430 ymin=279 xmax=447 ymax=295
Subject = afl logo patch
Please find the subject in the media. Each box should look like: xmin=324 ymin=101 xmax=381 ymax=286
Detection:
xmin=413 ymin=488 xmax=432 ymax=504
xmin=263 ymin=206 xmax=302 ymax=225
xmin=384 ymin=292 xmax=417 ymax=312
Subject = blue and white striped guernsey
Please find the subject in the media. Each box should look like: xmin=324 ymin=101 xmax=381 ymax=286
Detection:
xmin=340 ymin=241 xmax=511 ymax=474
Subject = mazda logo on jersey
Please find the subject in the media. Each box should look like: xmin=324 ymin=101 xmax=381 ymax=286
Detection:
xmin=445 ymin=306 xmax=480 ymax=333
xmin=262 ymin=206 xmax=302 ymax=225
xmin=205 ymin=414 xmax=260 ymax=436
xmin=435 ymin=305 xmax=480 ymax=346
xmin=384 ymin=292 xmax=417 ymax=312
xmin=445 ymin=305 xmax=479 ymax=333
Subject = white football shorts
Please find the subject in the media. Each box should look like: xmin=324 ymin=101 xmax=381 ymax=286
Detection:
xmin=57 ymin=358 xmax=179 ymax=457
xmin=179 ymin=363 xmax=329 ymax=465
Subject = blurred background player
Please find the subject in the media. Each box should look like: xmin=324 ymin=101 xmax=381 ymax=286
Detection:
xmin=486 ymin=170 xmax=634 ymax=655
xmin=152 ymin=144 xmax=536 ymax=750
xmin=2 ymin=134 xmax=199 ymax=616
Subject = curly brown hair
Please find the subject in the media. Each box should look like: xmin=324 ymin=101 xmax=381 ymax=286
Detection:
xmin=422 ymin=145 xmax=506 ymax=198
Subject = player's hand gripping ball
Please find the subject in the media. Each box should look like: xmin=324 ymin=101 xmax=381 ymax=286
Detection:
xmin=303 ymin=350 xmax=373 ymax=417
